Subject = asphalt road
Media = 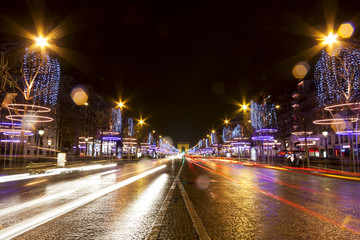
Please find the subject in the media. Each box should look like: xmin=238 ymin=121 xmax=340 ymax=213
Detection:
xmin=0 ymin=157 xmax=359 ymax=239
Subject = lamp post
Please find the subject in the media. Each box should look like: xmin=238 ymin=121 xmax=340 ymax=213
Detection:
xmin=47 ymin=139 xmax=52 ymax=156
xmin=322 ymin=131 xmax=328 ymax=158
xmin=38 ymin=128 xmax=44 ymax=156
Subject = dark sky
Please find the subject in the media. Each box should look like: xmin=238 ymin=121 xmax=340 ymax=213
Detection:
xmin=1 ymin=0 xmax=360 ymax=146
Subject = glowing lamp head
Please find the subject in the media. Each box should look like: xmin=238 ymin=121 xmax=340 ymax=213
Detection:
xmin=139 ymin=119 xmax=144 ymax=125
xmin=35 ymin=36 xmax=49 ymax=48
xmin=118 ymin=102 xmax=124 ymax=109
xmin=211 ymin=130 xmax=215 ymax=134
xmin=224 ymin=120 xmax=229 ymax=124
xmin=322 ymin=32 xmax=338 ymax=46
xmin=38 ymin=129 xmax=44 ymax=136
xmin=322 ymin=131 xmax=328 ymax=137
xmin=241 ymin=104 xmax=248 ymax=111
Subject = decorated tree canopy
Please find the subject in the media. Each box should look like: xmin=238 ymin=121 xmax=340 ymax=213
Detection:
xmin=250 ymin=99 xmax=277 ymax=130
xmin=222 ymin=125 xmax=231 ymax=142
xmin=314 ymin=47 xmax=360 ymax=106
xmin=111 ymin=108 xmax=122 ymax=132
xmin=231 ymin=124 xmax=241 ymax=139
xmin=23 ymin=48 xmax=60 ymax=105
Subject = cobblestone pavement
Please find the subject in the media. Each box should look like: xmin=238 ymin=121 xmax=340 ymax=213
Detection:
xmin=1 ymin=157 xmax=360 ymax=239
xmin=158 ymin=186 xmax=198 ymax=240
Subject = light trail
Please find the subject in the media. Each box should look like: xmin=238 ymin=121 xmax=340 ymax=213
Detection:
xmin=0 ymin=167 xmax=155 ymax=218
xmin=0 ymin=165 xmax=166 ymax=240
xmin=187 ymin=159 xmax=360 ymax=236
xmin=193 ymin=156 xmax=360 ymax=180
xmin=0 ymin=163 xmax=117 ymax=184
xmin=0 ymin=172 xmax=58 ymax=184
xmin=194 ymin=158 xmax=359 ymax=201
xmin=0 ymin=190 xmax=76 ymax=217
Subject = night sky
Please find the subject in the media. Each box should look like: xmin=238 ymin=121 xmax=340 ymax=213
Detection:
xmin=1 ymin=0 xmax=360 ymax=146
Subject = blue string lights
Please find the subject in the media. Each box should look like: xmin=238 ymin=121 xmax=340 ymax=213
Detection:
xmin=314 ymin=47 xmax=360 ymax=106
xmin=111 ymin=108 xmax=122 ymax=132
xmin=250 ymin=100 xmax=277 ymax=130
xmin=23 ymin=48 xmax=60 ymax=106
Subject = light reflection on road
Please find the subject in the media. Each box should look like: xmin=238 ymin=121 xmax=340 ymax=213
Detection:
xmin=0 ymin=165 xmax=166 ymax=239
xmin=108 ymin=173 xmax=169 ymax=238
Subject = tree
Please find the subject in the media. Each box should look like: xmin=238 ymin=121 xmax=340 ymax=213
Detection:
xmin=314 ymin=47 xmax=360 ymax=105
xmin=314 ymin=47 xmax=360 ymax=171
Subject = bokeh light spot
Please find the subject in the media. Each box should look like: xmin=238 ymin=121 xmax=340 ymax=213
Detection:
xmin=195 ymin=174 xmax=210 ymax=190
xmin=71 ymin=85 xmax=88 ymax=105
xmin=292 ymin=61 xmax=310 ymax=79
xmin=338 ymin=23 xmax=354 ymax=38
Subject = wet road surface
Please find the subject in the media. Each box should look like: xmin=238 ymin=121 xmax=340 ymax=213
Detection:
xmin=0 ymin=157 xmax=359 ymax=239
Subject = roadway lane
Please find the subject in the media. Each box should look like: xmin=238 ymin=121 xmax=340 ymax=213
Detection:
xmin=2 ymin=157 xmax=360 ymax=239
xmin=183 ymin=157 xmax=360 ymax=239
xmin=0 ymin=159 xmax=184 ymax=239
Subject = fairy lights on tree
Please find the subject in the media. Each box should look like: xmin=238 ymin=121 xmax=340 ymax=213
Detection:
xmin=250 ymin=99 xmax=277 ymax=130
xmin=21 ymin=48 xmax=60 ymax=105
xmin=222 ymin=125 xmax=230 ymax=142
xmin=111 ymin=108 xmax=122 ymax=132
xmin=231 ymin=124 xmax=241 ymax=139
xmin=314 ymin=47 xmax=360 ymax=106
xmin=127 ymin=118 xmax=134 ymax=137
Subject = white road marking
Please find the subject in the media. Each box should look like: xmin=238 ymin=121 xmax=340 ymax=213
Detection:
xmin=178 ymin=176 xmax=211 ymax=240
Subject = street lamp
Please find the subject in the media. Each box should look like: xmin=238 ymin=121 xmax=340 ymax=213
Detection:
xmin=118 ymin=101 xmax=124 ymax=109
xmin=37 ymin=128 xmax=44 ymax=156
xmin=322 ymin=32 xmax=338 ymax=46
xmin=322 ymin=131 xmax=328 ymax=158
xmin=241 ymin=104 xmax=248 ymax=111
xmin=38 ymin=129 xmax=44 ymax=136
xmin=47 ymin=139 xmax=52 ymax=156
xmin=34 ymin=35 xmax=49 ymax=49
xmin=224 ymin=119 xmax=229 ymax=125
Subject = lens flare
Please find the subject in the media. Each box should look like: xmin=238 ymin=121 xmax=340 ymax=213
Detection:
xmin=338 ymin=23 xmax=354 ymax=38
xmin=292 ymin=61 xmax=310 ymax=79
xmin=71 ymin=85 xmax=88 ymax=105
